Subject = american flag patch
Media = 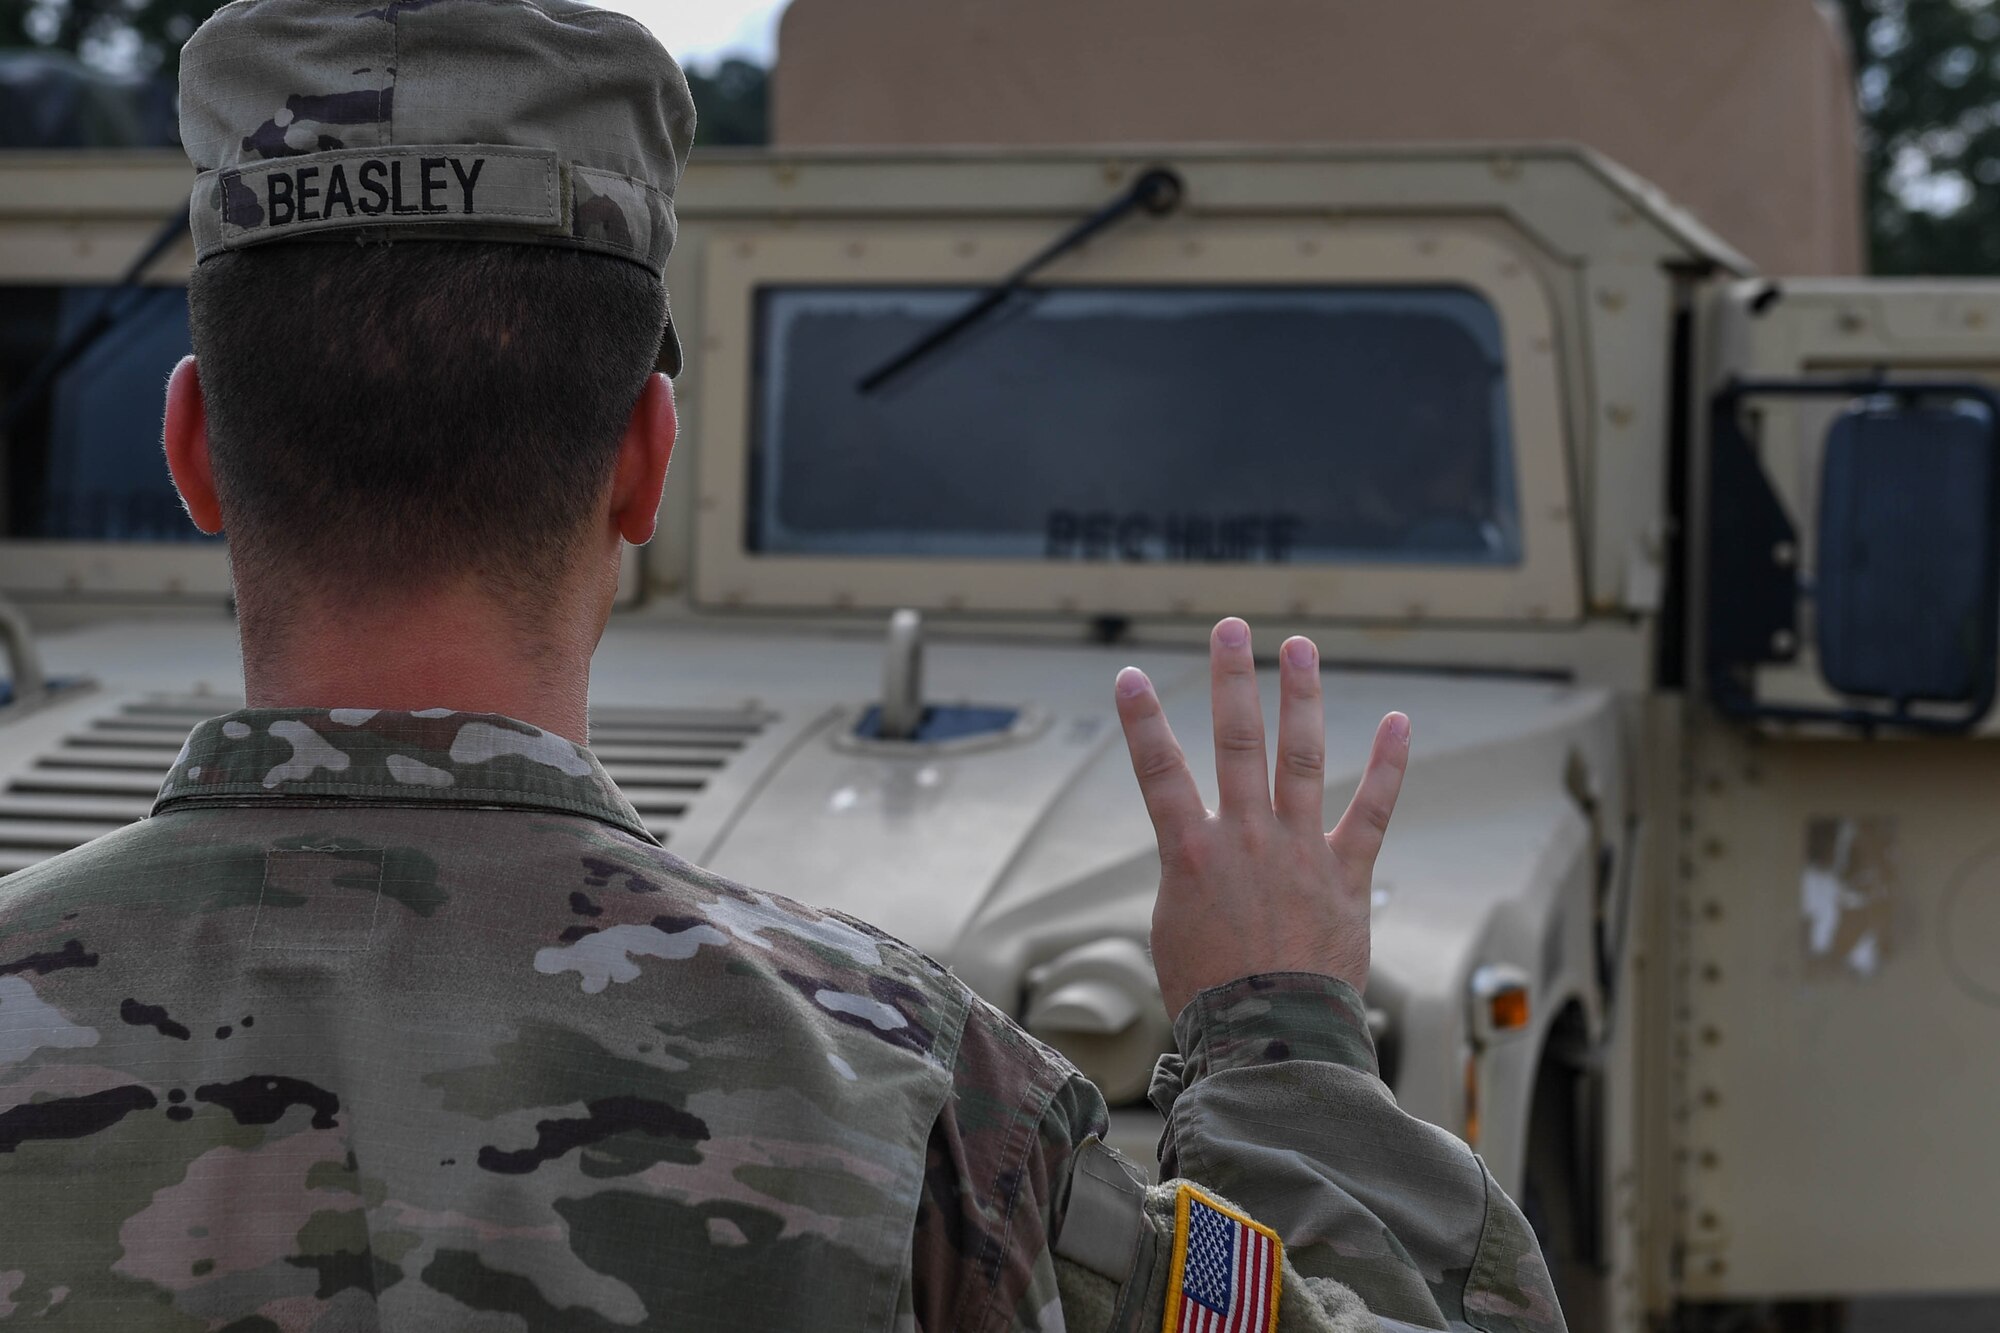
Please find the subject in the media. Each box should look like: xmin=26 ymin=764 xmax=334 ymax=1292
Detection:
xmin=1161 ymin=1184 xmax=1282 ymax=1333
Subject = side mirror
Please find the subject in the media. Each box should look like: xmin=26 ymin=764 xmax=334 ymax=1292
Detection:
xmin=1706 ymin=378 xmax=2000 ymax=733
xmin=1816 ymin=399 xmax=2000 ymax=708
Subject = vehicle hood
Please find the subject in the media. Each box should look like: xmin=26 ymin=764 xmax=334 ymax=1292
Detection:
xmin=591 ymin=623 xmax=1619 ymax=1012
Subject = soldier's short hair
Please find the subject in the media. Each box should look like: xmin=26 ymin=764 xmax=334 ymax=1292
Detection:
xmin=187 ymin=241 xmax=666 ymax=603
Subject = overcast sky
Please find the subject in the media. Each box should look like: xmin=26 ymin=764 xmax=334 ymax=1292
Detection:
xmin=590 ymin=0 xmax=789 ymax=68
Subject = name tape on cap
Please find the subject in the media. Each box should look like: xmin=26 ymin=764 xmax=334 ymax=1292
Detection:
xmin=196 ymin=145 xmax=564 ymax=253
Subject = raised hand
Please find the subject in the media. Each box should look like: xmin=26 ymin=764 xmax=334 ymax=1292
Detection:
xmin=1114 ymin=617 xmax=1410 ymax=1017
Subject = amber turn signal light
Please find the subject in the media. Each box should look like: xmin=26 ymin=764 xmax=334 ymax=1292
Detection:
xmin=1487 ymin=985 xmax=1531 ymax=1033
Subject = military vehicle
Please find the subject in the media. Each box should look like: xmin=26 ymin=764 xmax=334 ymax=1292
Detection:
xmin=4 ymin=2 xmax=1997 ymax=1329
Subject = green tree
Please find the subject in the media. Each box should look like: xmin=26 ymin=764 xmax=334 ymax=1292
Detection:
xmin=1835 ymin=0 xmax=2000 ymax=274
xmin=2 ymin=0 xmax=213 ymax=76
xmin=685 ymin=59 xmax=770 ymax=147
xmin=4 ymin=2 xmax=772 ymax=147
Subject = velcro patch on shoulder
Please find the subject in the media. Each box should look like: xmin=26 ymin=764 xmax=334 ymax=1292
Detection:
xmin=191 ymin=145 xmax=564 ymax=255
xmin=1162 ymin=1184 xmax=1282 ymax=1333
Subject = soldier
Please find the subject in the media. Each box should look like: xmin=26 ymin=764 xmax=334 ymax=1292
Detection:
xmin=0 ymin=2 xmax=1565 ymax=1330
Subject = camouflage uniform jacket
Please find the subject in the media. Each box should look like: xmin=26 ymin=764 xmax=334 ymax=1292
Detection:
xmin=0 ymin=708 xmax=1563 ymax=1332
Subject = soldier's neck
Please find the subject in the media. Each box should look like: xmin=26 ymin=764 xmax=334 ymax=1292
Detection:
xmin=236 ymin=582 xmax=603 ymax=745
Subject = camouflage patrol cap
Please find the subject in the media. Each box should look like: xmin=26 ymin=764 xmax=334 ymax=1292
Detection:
xmin=178 ymin=0 xmax=693 ymax=373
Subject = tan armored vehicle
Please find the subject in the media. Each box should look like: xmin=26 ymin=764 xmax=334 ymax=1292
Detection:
xmin=3 ymin=2 xmax=1996 ymax=1328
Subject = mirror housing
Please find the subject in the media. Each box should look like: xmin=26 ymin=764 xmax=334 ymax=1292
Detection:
xmin=1706 ymin=378 xmax=2000 ymax=733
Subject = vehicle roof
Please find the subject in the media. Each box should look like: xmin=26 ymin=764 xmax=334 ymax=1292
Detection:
xmin=774 ymin=0 xmax=1860 ymax=277
xmin=0 ymin=141 xmax=1753 ymax=279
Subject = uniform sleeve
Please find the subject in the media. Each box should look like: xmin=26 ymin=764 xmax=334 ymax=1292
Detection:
xmin=916 ymin=973 xmax=1565 ymax=1333
xmin=1146 ymin=973 xmax=1567 ymax=1333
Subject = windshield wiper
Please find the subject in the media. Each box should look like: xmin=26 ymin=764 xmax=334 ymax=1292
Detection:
xmin=857 ymin=166 xmax=1185 ymax=395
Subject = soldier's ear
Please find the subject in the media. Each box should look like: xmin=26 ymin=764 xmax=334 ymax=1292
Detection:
xmin=163 ymin=356 xmax=224 ymax=536
xmin=610 ymin=372 xmax=677 ymax=546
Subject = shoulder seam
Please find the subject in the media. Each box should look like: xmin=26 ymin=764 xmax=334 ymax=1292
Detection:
xmin=1462 ymin=1156 xmax=1502 ymax=1333
xmin=955 ymin=1005 xmax=1074 ymax=1333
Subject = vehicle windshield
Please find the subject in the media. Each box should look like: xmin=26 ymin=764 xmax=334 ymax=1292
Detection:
xmin=2 ymin=284 xmax=206 ymax=542
xmin=750 ymin=284 xmax=1521 ymax=565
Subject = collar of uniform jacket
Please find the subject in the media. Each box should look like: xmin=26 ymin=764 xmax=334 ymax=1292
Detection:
xmin=151 ymin=707 xmax=656 ymax=844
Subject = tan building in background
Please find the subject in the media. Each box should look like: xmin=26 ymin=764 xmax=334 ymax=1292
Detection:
xmin=775 ymin=0 xmax=1865 ymax=276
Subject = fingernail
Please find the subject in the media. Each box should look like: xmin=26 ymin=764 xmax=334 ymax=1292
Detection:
xmin=1116 ymin=666 xmax=1150 ymax=698
xmin=1216 ymin=617 xmax=1249 ymax=647
xmin=1284 ymin=637 xmax=1316 ymax=669
xmin=1387 ymin=712 xmax=1410 ymax=742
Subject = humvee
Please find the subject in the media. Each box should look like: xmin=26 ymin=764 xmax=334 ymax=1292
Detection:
xmin=4 ymin=4 xmax=1999 ymax=1331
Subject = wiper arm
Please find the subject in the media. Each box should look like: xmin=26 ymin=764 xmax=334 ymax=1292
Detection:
xmin=857 ymin=166 xmax=1185 ymax=395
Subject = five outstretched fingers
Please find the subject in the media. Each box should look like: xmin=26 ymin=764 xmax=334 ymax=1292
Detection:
xmin=1114 ymin=666 xmax=1206 ymax=839
xmin=1328 ymin=712 xmax=1411 ymax=870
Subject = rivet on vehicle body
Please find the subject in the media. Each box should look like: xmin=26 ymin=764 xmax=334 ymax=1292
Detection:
xmin=1404 ymin=603 xmax=1427 ymax=619
xmin=1288 ymin=599 xmax=1309 ymax=617
xmin=1708 ymin=1258 xmax=1728 ymax=1277
xmin=773 ymin=162 xmax=797 ymax=185
xmin=1700 ymin=1150 xmax=1721 ymax=1169
xmin=1702 ymin=899 xmax=1724 ymax=921
xmin=945 ymin=594 xmax=966 ymax=611
xmin=1699 ymin=1087 xmax=1721 ymax=1108
xmin=1703 ymin=838 xmax=1725 ymax=860
xmin=1772 ymin=541 xmax=1796 ymax=567
xmin=700 ymin=496 xmax=718 ymax=511
xmin=955 ymin=239 xmax=978 ymax=257
xmin=1171 ymin=599 xmax=1193 ymax=616
xmin=847 ymin=241 xmax=866 ymax=258
xmin=1533 ymin=336 xmax=1554 ymax=355
xmin=1182 ymin=240 xmax=1203 ymax=256
xmin=1298 ymin=239 xmax=1320 ymax=256
xmin=1598 ymin=289 xmax=1627 ymax=313
xmin=1607 ymin=403 xmax=1634 ymax=427
xmin=1699 ymin=1210 xmax=1720 ymax=1230
xmin=1967 ymin=308 xmax=1987 ymax=329
xmin=1490 ymin=156 xmax=1522 ymax=181
xmin=734 ymin=239 xmax=755 ymax=258
xmin=1837 ymin=310 xmax=1865 ymax=333
xmin=1416 ymin=236 xmax=1440 ymax=255
xmin=1058 ymin=596 xmax=1079 ymax=612
xmin=1770 ymin=629 xmax=1796 ymax=655
xmin=1700 ymin=1026 xmax=1721 ymax=1046
xmin=834 ymin=592 xmax=855 ymax=609
xmin=1102 ymin=162 xmax=1128 ymax=185
xmin=1498 ymin=260 xmax=1522 ymax=279
xmin=1701 ymin=964 xmax=1722 ymax=984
